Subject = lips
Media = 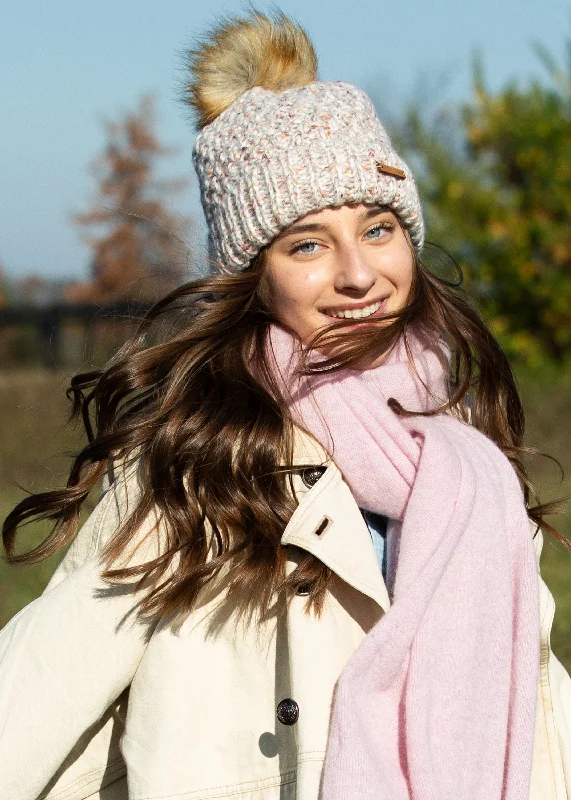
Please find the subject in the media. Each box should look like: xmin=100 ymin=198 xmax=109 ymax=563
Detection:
xmin=322 ymin=297 xmax=387 ymax=320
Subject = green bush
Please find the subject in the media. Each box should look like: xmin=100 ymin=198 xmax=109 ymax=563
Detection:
xmin=392 ymin=48 xmax=571 ymax=365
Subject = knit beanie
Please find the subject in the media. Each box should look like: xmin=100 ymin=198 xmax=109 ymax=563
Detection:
xmin=186 ymin=12 xmax=424 ymax=271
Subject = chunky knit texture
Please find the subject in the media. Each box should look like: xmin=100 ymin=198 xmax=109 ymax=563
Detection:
xmin=267 ymin=324 xmax=540 ymax=800
xmin=193 ymin=81 xmax=424 ymax=270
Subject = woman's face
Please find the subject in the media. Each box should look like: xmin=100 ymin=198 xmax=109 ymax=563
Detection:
xmin=262 ymin=204 xmax=415 ymax=343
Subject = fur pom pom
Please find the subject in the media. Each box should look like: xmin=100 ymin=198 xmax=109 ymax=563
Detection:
xmin=184 ymin=11 xmax=318 ymax=129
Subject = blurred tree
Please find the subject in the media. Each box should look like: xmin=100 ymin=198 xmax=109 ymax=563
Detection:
xmin=393 ymin=46 xmax=571 ymax=364
xmin=70 ymin=95 xmax=191 ymax=304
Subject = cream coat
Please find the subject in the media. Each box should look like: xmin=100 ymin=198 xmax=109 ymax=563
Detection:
xmin=0 ymin=429 xmax=570 ymax=800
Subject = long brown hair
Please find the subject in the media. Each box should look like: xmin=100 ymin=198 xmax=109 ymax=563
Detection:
xmin=2 ymin=231 xmax=565 ymax=620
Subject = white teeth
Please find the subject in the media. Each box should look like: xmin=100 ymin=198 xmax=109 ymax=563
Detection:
xmin=326 ymin=300 xmax=383 ymax=319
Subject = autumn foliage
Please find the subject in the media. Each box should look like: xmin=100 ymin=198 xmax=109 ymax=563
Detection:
xmin=394 ymin=50 xmax=571 ymax=364
xmin=69 ymin=96 xmax=191 ymax=304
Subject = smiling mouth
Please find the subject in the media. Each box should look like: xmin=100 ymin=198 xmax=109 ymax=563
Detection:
xmin=323 ymin=299 xmax=386 ymax=320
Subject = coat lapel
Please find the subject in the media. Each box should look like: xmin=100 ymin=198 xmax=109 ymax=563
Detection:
xmin=282 ymin=428 xmax=391 ymax=614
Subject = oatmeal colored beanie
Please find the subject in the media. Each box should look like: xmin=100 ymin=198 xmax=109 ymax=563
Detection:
xmin=185 ymin=12 xmax=424 ymax=270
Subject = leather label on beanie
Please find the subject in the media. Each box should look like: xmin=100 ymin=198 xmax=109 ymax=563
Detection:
xmin=376 ymin=162 xmax=406 ymax=180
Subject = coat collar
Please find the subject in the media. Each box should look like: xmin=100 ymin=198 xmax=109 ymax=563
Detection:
xmin=282 ymin=427 xmax=391 ymax=613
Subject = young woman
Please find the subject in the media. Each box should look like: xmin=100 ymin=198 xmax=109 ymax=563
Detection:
xmin=1 ymin=11 xmax=570 ymax=800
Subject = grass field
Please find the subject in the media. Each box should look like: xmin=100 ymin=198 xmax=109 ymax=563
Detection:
xmin=1 ymin=367 xmax=570 ymax=668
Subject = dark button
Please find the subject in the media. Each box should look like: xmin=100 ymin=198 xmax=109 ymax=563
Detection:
xmin=301 ymin=466 xmax=327 ymax=488
xmin=276 ymin=698 xmax=299 ymax=726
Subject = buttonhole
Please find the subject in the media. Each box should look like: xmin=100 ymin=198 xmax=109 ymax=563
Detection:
xmin=313 ymin=516 xmax=332 ymax=538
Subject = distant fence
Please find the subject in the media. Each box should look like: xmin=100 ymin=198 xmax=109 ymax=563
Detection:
xmin=0 ymin=302 xmax=151 ymax=369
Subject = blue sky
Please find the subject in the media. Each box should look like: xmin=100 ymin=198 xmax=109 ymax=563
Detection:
xmin=1 ymin=0 xmax=570 ymax=280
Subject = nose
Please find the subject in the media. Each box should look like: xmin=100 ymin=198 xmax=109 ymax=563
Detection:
xmin=334 ymin=244 xmax=377 ymax=294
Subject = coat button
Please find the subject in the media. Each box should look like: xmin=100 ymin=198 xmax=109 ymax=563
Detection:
xmin=301 ymin=466 xmax=326 ymax=488
xmin=276 ymin=698 xmax=299 ymax=725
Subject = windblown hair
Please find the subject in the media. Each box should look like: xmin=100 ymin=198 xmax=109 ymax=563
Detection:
xmin=2 ymin=234 xmax=565 ymax=621
xmin=3 ymin=11 xmax=566 ymax=620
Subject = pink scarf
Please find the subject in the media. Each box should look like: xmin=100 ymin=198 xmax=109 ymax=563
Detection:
xmin=267 ymin=324 xmax=539 ymax=800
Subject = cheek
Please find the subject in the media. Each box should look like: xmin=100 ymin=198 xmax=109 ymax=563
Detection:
xmin=380 ymin=242 xmax=415 ymax=295
xmin=264 ymin=264 xmax=325 ymax=326
xmin=398 ymin=257 xmax=415 ymax=295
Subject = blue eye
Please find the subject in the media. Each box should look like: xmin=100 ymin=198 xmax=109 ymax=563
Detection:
xmin=365 ymin=223 xmax=392 ymax=239
xmin=293 ymin=240 xmax=319 ymax=255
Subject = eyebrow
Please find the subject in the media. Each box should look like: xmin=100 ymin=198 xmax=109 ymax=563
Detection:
xmin=275 ymin=205 xmax=390 ymax=240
